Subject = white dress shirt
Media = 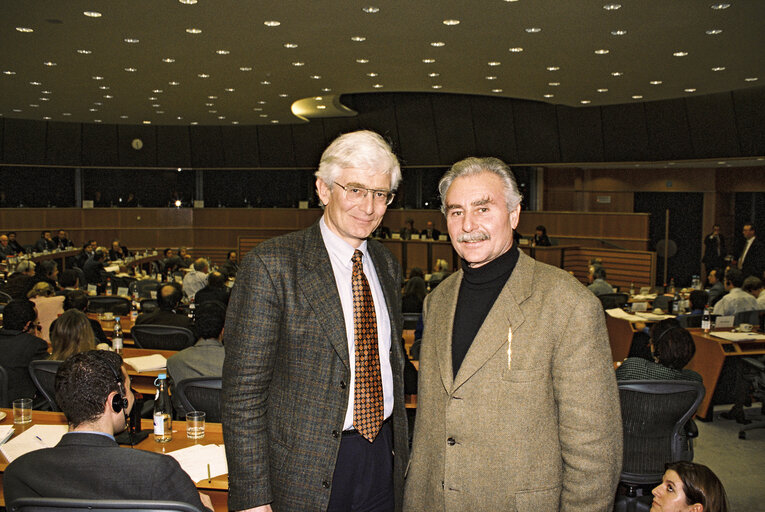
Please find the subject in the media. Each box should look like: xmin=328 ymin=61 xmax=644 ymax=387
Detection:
xmin=712 ymin=287 xmax=759 ymax=316
xmin=739 ymin=236 xmax=755 ymax=268
xmin=320 ymin=217 xmax=393 ymax=431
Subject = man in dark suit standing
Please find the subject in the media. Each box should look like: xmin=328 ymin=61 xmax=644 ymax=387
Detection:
xmin=223 ymin=130 xmax=409 ymax=512
xmin=736 ymin=223 xmax=765 ymax=279
xmin=3 ymin=350 xmax=211 ymax=510
xmin=702 ymin=224 xmax=726 ymax=274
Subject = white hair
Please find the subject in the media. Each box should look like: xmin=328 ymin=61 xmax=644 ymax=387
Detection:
xmin=315 ymin=130 xmax=401 ymax=190
xmin=438 ymin=157 xmax=523 ymax=214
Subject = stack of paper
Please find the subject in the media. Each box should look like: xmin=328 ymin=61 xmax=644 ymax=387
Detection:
xmin=168 ymin=444 xmax=228 ymax=483
xmin=0 ymin=425 xmax=15 ymax=445
xmin=124 ymin=354 xmax=167 ymax=372
xmin=0 ymin=424 xmax=69 ymax=463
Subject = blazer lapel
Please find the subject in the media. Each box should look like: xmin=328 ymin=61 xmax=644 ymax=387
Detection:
xmin=367 ymin=243 xmax=400 ymax=343
xmin=297 ymin=223 xmax=350 ymax=371
xmin=429 ymin=273 xmax=462 ymax=393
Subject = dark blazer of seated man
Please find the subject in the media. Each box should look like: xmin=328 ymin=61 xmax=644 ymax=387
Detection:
xmin=0 ymin=299 xmax=50 ymax=402
xmin=135 ymin=283 xmax=197 ymax=338
xmin=3 ymin=350 xmax=212 ymax=511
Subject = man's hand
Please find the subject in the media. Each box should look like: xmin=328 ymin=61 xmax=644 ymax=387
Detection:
xmin=238 ymin=507 xmax=273 ymax=512
xmin=199 ymin=492 xmax=213 ymax=511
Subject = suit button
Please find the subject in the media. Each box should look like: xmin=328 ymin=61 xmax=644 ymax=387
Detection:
xmin=340 ymin=380 xmax=347 ymax=389
xmin=447 ymin=437 xmax=456 ymax=446
xmin=322 ymin=480 xmax=331 ymax=489
xmin=332 ymin=430 xmax=340 ymax=438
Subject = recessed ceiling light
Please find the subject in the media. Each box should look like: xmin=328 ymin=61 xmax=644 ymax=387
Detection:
xmin=92 ymin=76 xmax=103 ymax=80
xmin=190 ymin=121 xmax=198 ymax=125
xmin=179 ymin=0 xmax=198 ymax=4
xmin=62 ymin=112 xmax=71 ymax=116
xmin=292 ymin=61 xmax=304 ymax=66
xmin=717 ymin=161 xmax=727 ymax=164
xmin=509 ymin=47 xmax=524 ymax=52
xmin=443 ymin=19 xmax=460 ymax=25
xmin=240 ymin=67 xmax=253 ymax=71
xmin=124 ymin=38 xmax=139 ymax=43
xmin=492 ymin=88 xmax=503 ymax=93
xmin=208 ymin=110 xmax=217 ymax=113
xmin=76 ymin=49 xmax=92 ymax=54
xmin=711 ymin=66 xmax=726 ymax=71
xmin=258 ymin=100 xmax=266 ymax=104
xmin=430 ymin=41 xmax=445 ymax=47
xmin=41 ymin=90 xmax=51 ymax=94
xmin=594 ymin=49 xmax=610 ymax=55
xmin=162 ymin=58 xmax=176 ymax=63
xmin=124 ymin=67 xmax=137 ymax=72
xmin=546 ymin=66 xmax=559 ymax=71
xmin=29 ymin=81 xmax=41 ymax=85
xmin=432 ymin=85 xmax=443 ymax=89
xmin=253 ymin=107 xmax=262 ymax=111
xmin=186 ymin=28 xmax=202 ymax=34
xmin=264 ymin=21 xmax=281 ymax=26
xmin=706 ymin=29 xmax=723 ymax=35
xmin=205 ymin=102 xmax=214 ymax=107
xmin=93 ymin=101 xmax=102 ymax=105
xmin=611 ymin=29 xmax=628 ymax=36
xmin=151 ymin=104 xmax=160 ymax=108
xmin=744 ymin=77 xmax=759 ymax=82
xmin=43 ymin=61 xmax=57 ymax=66
xmin=373 ymin=84 xmax=383 ymax=88
xmin=99 ymin=85 xmax=109 ymax=90
xmin=710 ymin=3 xmax=730 ymax=9
xmin=673 ymin=51 xmax=688 ymax=57
xmin=216 ymin=50 xmax=230 ymax=55
xmin=231 ymin=121 xmax=239 ymax=125
xmin=489 ymin=62 xmax=501 ymax=66
xmin=366 ymin=72 xmax=378 ymax=77
xmin=271 ymin=120 xmax=279 ymax=124
xmin=217 ymin=115 xmax=226 ymax=120
xmin=3 ymin=70 xmax=16 ymax=75
xmin=142 ymin=120 xmax=151 ymax=124
xmin=351 ymin=36 xmax=366 ymax=42
xmin=603 ymin=3 xmax=621 ymax=10
xmin=120 ymin=115 xmax=128 ymax=119
xmin=684 ymin=88 xmax=696 ymax=92
xmin=580 ymin=100 xmax=591 ymax=104
xmin=317 ymin=105 xmax=327 ymax=109
xmin=169 ymin=81 xmax=180 ymax=85
xmin=83 ymin=11 xmax=102 ymax=17
xmin=209 ymin=95 xmax=218 ymax=99
xmin=525 ymin=27 xmax=542 ymax=33
xmin=259 ymin=114 xmax=268 ymax=117
xmin=486 ymin=76 xmax=497 ymax=80
xmin=104 ymin=95 xmax=113 ymax=99
xmin=611 ymin=71 xmax=623 ymax=76
xmin=153 ymin=89 xmax=163 ymax=93
xmin=632 ymin=95 xmax=643 ymax=99
xmin=12 ymin=109 xmax=22 ymax=112
xmin=225 ymin=88 xmax=235 ymax=92
xmin=422 ymin=58 xmax=436 ymax=63
xmin=29 ymin=104 xmax=39 ymax=108
xmin=322 ymin=88 xmax=332 ymax=92
xmin=16 ymin=27 xmax=34 ymax=33
xmin=39 ymin=97 xmax=50 ymax=101
xmin=283 ymin=43 xmax=298 ymax=48
xmin=650 ymin=80 xmax=663 ymax=85
xmin=43 ymin=116 xmax=51 ymax=120
xmin=543 ymin=94 xmax=554 ymax=98
xmin=278 ymin=93 xmax=288 ymax=97
xmin=428 ymin=72 xmax=440 ymax=77
xmin=310 ymin=75 xmax=321 ymax=79
xmin=356 ymin=58 xmax=369 ymax=64
xmin=260 ymin=80 xmax=271 ymax=85
xmin=197 ymin=73 xmax=209 ymax=78
xmin=363 ymin=6 xmax=380 ymax=13
xmin=597 ymin=88 xmax=608 ymax=92
xmin=148 ymin=97 xmax=157 ymax=100
xmin=89 ymin=108 xmax=98 ymax=112
xmin=548 ymin=82 xmax=560 ymax=86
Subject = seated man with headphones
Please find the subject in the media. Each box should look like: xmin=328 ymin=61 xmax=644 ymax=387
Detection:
xmin=3 ymin=350 xmax=212 ymax=511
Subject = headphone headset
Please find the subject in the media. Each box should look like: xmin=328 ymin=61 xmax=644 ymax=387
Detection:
xmin=104 ymin=357 xmax=129 ymax=414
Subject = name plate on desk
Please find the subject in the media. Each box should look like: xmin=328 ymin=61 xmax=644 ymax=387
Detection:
xmin=410 ymin=234 xmax=420 ymax=240
xmin=716 ymin=316 xmax=734 ymax=328
xmin=631 ymin=302 xmax=648 ymax=312
xmin=391 ymin=233 xmax=401 ymax=240
xmin=438 ymin=234 xmax=448 ymax=241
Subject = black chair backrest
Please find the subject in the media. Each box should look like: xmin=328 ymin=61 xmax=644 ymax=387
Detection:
xmin=87 ymin=296 xmax=131 ymax=315
xmin=140 ymin=299 xmax=159 ymax=314
xmin=109 ymin=276 xmax=136 ymax=296
xmin=71 ymin=267 xmax=87 ymax=290
xmin=677 ymin=314 xmax=703 ymax=328
xmin=734 ymin=309 xmax=764 ymax=327
xmin=598 ymin=293 xmax=629 ymax=310
xmin=0 ymin=364 xmax=9 ymax=408
xmin=29 ymin=360 xmax=63 ymax=411
xmin=0 ymin=290 xmax=12 ymax=304
xmin=175 ymin=377 xmax=222 ymax=423
xmin=618 ymin=380 xmax=705 ymax=486
xmin=132 ymin=325 xmax=195 ymax=351
xmin=9 ymin=497 xmax=203 ymax=512
xmin=652 ymin=295 xmax=673 ymax=312
xmin=402 ymin=313 xmax=420 ymax=331
xmin=130 ymin=279 xmax=161 ymax=299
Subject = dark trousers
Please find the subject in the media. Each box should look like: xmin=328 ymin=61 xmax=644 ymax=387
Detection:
xmin=327 ymin=421 xmax=394 ymax=512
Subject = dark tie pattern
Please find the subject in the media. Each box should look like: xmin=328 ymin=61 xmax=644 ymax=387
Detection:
xmin=351 ymin=249 xmax=383 ymax=442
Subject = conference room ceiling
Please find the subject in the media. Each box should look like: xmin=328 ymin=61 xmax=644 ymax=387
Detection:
xmin=1 ymin=0 xmax=764 ymax=126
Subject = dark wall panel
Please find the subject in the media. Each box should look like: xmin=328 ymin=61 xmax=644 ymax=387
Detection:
xmin=685 ymin=92 xmax=739 ymax=159
xmin=221 ymin=125 xmax=260 ymax=167
xmin=0 ymin=119 xmax=4 ymax=161
xmin=346 ymin=93 xmax=400 ymax=153
xmin=645 ymin=99 xmax=693 ymax=161
xmin=394 ymin=94 xmax=439 ymax=166
xmin=81 ymin=123 xmax=119 ymax=166
xmin=513 ymin=100 xmax=560 ymax=164
xmin=432 ymin=94 xmax=476 ymax=164
xmin=602 ymin=103 xmax=649 ymax=161
xmin=189 ymin=126 xmax=224 ymax=167
xmin=322 ymin=117 xmax=361 ymax=145
xmin=471 ymin=96 xmax=517 ymax=163
xmin=556 ymin=105 xmax=604 ymax=163
xmin=732 ymin=86 xmax=765 ymax=155
xmin=257 ymin=125 xmax=295 ymax=167
xmin=156 ymin=125 xmax=192 ymax=167
xmin=118 ymin=125 xmax=158 ymax=167
xmin=45 ymin=122 xmax=81 ymax=165
xmin=2 ymin=118 xmax=46 ymax=163
xmin=291 ymin=122 xmax=325 ymax=167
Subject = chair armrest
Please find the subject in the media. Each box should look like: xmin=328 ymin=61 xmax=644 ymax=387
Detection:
xmin=742 ymin=357 xmax=765 ymax=372
xmin=684 ymin=419 xmax=699 ymax=439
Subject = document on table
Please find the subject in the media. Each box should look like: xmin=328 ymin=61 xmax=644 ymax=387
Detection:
xmin=0 ymin=424 xmax=69 ymax=463
xmin=0 ymin=425 xmax=15 ymax=445
xmin=710 ymin=331 xmax=765 ymax=342
xmin=168 ymin=444 xmax=228 ymax=483
xmin=634 ymin=311 xmax=675 ymax=321
xmin=606 ymin=308 xmax=645 ymax=322
xmin=124 ymin=354 xmax=167 ymax=372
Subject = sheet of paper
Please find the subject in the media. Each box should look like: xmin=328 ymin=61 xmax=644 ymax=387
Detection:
xmin=0 ymin=424 xmax=69 ymax=463
xmin=124 ymin=354 xmax=167 ymax=372
xmin=117 ymin=287 xmax=129 ymax=296
xmin=710 ymin=331 xmax=765 ymax=342
xmin=634 ymin=311 xmax=676 ymax=320
xmin=104 ymin=265 xmax=120 ymax=273
xmin=0 ymin=425 xmax=15 ymax=445
xmin=168 ymin=444 xmax=228 ymax=483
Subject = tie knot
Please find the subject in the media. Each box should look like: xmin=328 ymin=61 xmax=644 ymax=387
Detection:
xmin=352 ymin=250 xmax=363 ymax=265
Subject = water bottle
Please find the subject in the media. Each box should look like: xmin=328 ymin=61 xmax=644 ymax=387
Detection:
xmin=112 ymin=317 xmax=123 ymax=355
xmin=188 ymin=298 xmax=195 ymax=320
xmin=153 ymin=374 xmax=173 ymax=443
xmin=106 ymin=278 xmax=112 ymax=296
xmin=130 ymin=299 xmax=139 ymax=322
xmin=702 ymin=306 xmax=711 ymax=333
xmin=629 ymin=281 xmax=635 ymax=296
xmin=672 ymin=291 xmax=680 ymax=315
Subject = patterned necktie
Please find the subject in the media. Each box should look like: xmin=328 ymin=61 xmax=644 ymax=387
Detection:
xmin=351 ymin=249 xmax=383 ymax=442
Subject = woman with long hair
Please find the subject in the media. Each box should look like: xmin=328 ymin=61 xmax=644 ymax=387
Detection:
xmin=50 ymin=309 xmax=96 ymax=361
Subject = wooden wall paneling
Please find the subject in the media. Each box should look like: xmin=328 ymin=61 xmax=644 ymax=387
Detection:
xmin=221 ymin=125 xmax=260 ymax=167
xmin=644 ymin=99 xmax=693 ymax=161
xmin=556 ymin=105 xmax=604 ymax=163
xmin=380 ymin=240 xmax=404 ymax=272
xmin=290 ymin=122 xmax=326 ymax=167
xmin=346 ymin=93 xmax=401 ymax=153
xmin=470 ymin=96 xmax=517 ymax=163
xmin=564 ymin=247 xmax=655 ymax=289
xmin=0 ymin=118 xmax=4 ymax=161
xmin=322 ymin=117 xmax=362 ymax=144
xmin=81 ymin=123 xmax=120 ymax=166
xmin=189 ymin=126 xmax=224 ymax=167
xmin=512 ymin=100 xmax=561 ymax=164
xmin=45 ymin=122 xmax=82 ymax=165
xmin=431 ymin=94 xmax=477 ymax=164
xmin=732 ymin=86 xmax=765 ymax=155
xmin=685 ymin=92 xmax=740 ymax=159
xmin=156 ymin=125 xmax=192 ymax=168
xmin=3 ymin=118 xmax=47 ymax=164
xmin=257 ymin=125 xmax=296 ymax=168
xmin=405 ymin=241 xmax=429 ymax=277
xmin=118 ymin=125 xmax=158 ymax=167
xmin=393 ymin=94 xmax=439 ymax=166
xmin=601 ymin=103 xmax=650 ymax=162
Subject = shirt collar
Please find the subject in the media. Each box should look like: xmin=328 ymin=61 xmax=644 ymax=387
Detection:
xmin=320 ymin=216 xmax=369 ymax=269
xmin=66 ymin=430 xmax=115 ymax=441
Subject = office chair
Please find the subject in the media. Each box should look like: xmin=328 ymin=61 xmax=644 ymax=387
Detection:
xmin=738 ymin=356 xmax=765 ymax=439
xmin=129 ymin=279 xmax=161 ymax=299
xmin=0 ymin=290 xmax=12 ymax=304
xmin=402 ymin=313 xmax=420 ymax=331
xmin=9 ymin=497 xmax=204 ymax=512
xmin=131 ymin=325 xmax=195 ymax=351
xmin=175 ymin=376 xmax=222 ymax=423
xmin=29 ymin=360 xmax=63 ymax=411
xmin=598 ymin=293 xmax=629 ymax=310
xmin=140 ymin=299 xmax=159 ymax=314
xmin=677 ymin=314 xmax=703 ymax=328
xmin=734 ymin=309 xmax=765 ymax=327
xmin=614 ymin=380 xmax=705 ymax=512
xmin=87 ymin=296 xmax=131 ymax=315
xmin=0 ymin=364 xmax=9 ymax=408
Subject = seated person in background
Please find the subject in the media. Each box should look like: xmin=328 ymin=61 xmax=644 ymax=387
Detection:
xmin=135 ymin=283 xmax=196 ymax=337
xmin=108 ymin=239 xmax=130 ymax=261
xmin=400 ymin=218 xmax=416 ymax=240
xmin=429 ymin=258 xmax=452 ymax=284
xmin=706 ymin=268 xmax=726 ymax=307
xmin=162 ymin=248 xmax=183 ymax=274
xmin=27 ymin=282 xmax=65 ymax=343
xmin=194 ymin=271 xmax=230 ymax=306
xmin=682 ymin=290 xmax=708 ymax=317
xmin=1 ymin=260 xmax=37 ymax=299
xmin=616 ymin=319 xmax=702 ymax=382
xmin=49 ymin=309 xmax=96 ymax=361
xmin=57 ymin=269 xmax=80 ymax=295
xmin=33 ymin=260 xmax=60 ymax=291
xmin=182 ymin=258 xmax=209 ymax=301
xmin=652 ymin=461 xmax=729 ymax=512
xmin=178 ymin=247 xmax=193 ymax=268
xmin=52 ymin=229 xmax=74 ymax=250
xmin=219 ymin=250 xmax=239 ymax=279
xmin=587 ymin=265 xmax=615 ymax=296
xmin=712 ymin=268 xmax=759 ymax=317
xmin=371 ymin=224 xmax=391 ymax=239
xmin=0 ymin=299 xmax=49 ymax=403
xmin=6 ymin=231 xmax=25 ymax=254
xmin=76 ymin=240 xmax=96 ymax=269
xmin=402 ymin=276 xmax=427 ymax=314
xmin=52 ymin=291 xmax=109 ymax=344
xmin=532 ymin=224 xmax=552 ymax=246
xmin=167 ymin=301 xmax=226 ymax=417
xmin=0 ymin=233 xmax=16 ymax=258
xmin=742 ymin=275 xmax=763 ymax=303
xmin=2 ymin=350 xmax=212 ymax=511
xmin=123 ymin=192 xmax=138 ymax=207
xmin=34 ymin=230 xmax=57 ymax=252
xmin=83 ymin=250 xmax=112 ymax=289
xmin=420 ymin=220 xmax=441 ymax=240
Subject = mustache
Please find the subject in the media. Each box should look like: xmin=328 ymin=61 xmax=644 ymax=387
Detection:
xmin=457 ymin=231 xmax=490 ymax=243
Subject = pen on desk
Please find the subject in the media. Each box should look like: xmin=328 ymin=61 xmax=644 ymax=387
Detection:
xmin=207 ymin=463 xmax=211 ymax=483
xmin=507 ymin=325 xmax=513 ymax=370
xmin=35 ymin=435 xmax=47 ymax=447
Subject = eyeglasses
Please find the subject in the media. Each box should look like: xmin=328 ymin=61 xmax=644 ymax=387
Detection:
xmin=334 ymin=182 xmax=395 ymax=206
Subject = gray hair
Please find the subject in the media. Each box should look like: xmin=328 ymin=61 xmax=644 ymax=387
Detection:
xmin=17 ymin=260 xmax=36 ymax=274
xmin=438 ymin=157 xmax=523 ymax=214
xmin=193 ymin=258 xmax=209 ymax=271
xmin=315 ymin=130 xmax=401 ymax=190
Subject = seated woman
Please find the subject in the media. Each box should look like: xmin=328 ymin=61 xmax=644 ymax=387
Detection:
xmin=652 ymin=461 xmax=729 ymax=512
xmin=616 ymin=319 xmax=702 ymax=382
xmin=50 ymin=309 xmax=96 ymax=361
xmin=532 ymin=225 xmax=552 ymax=246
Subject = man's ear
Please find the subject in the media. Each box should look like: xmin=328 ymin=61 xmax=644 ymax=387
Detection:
xmin=316 ymin=178 xmax=331 ymax=207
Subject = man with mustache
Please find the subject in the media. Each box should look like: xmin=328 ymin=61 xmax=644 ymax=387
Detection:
xmin=404 ymin=157 xmax=622 ymax=511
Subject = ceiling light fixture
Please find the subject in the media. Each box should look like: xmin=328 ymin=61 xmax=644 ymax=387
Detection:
xmin=3 ymin=70 xmax=16 ymax=75
xmin=744 ymin=77 xmax=758 ymax=81
xmin=443 ymin=19 xmax=460 ymax=25
xmin=225 ymin=88 xmax=235 ymax=92
xmin=351 ymin=36 xmax=366 ymax=42
xmin=310 ymin=75 xmax=321 ymax=79
xmin=317 ymin=105 xmax=327 ymax=109
xmin=292 ymin=61 xmax=304 ymax=66
xmin=543 ymin=94 xmax=554 ymax=98
xmin=366 ymin=72 xmax=378 ymax=77
xmin=432 ymin=85 xmax=442 ymax=89
xmin=216 ymin=50 xmax=230 ymax=55
xmin=186 ymin=28 xmax=202 ymax=34
xmin=594 ymin=49 xmax=610 ymax=54
xmin=611 ymin=29 xmax=627 ymax=35
xmin=710 ymin=3 xmax=730 ymax=9
xmin=83 ymin=11 xmax=102 ymax=17
xmin=684 ymin=88 xmax=697 ymax=92
xmin=240 ymin=67 xmax=253 ymax=71
xmin=428 ymin=72 xmax=440 ymax=77
xmin=197 ymin=73 xmax=209 ymax=78
xmin=486 ymin=76 xmax=497 ymax=80
xmin=283 ymin=43 xmax=298 ymax=48
xmin=422 ymin=58 xmax=436 ymax=63
xmin=29 ymin=81 xmax=41 ymax=85
xmin=431 ymin=41 xmax=445 ymax=47
xmin=322 ymin=88 xmax=332 ymax=92
xmin=43 ymin=61 xmax=57 ymax=66
xmin=162 ymin=58 xmax=175 ymax=63
xmin=209 ymin=95 xmax=218 ymax=99
xmin=124 ymin=67 xmax=137 ymax=72
xmin=356 ymin=58 xmax=369 ymax=63
xmin=363 ymin=6 xmax=380 ymax=13
xmin=16 ymin=27 xmax=34 ymax=32
xmin=264 ymin=21 xmax=281 ymax=26
xmin=77 ymin=49 xmax=92 ymax=54
xmin=611 ymin=71 xmax=623 ymax=76
xmin=632 ymin=95 xmax=643 ymax=99
xmin=509 ymin=47 xmax=524 ymax=52
xmin=603 ymin=3 xmax=621 ymax=10
xmin=92 ymin=75 xmax=103 ymax=80
xmin=99 ymin=85 xmax=109 ymax=90
xmin=124 ymin=38 xmax=139 ymax=43
xmin=650 ymin=80 xmax=663 ymax=85
xmin=278 ymin=93 xmax=288 ymax=97
xmin=706 ymin=29 xmax=723 ymax=35
xmin=597 ymin=88 xmax=608 ymax=92
xmin=711 ymin=66 xmax=726 ymax=71
xmin=260 ymin=80 xmax=271 ymax=85
xmin=373 ymin=84 xmax=383 ymax=88
xmin=169 ymin=81 xmax=180 ymax=85
xmin=673 ymin=51 xmax=688 ymax=57
xmin=525 ymin=27 xmax=542 ymax=33
xmin=179 ymin=0 xmax=198 ymax=4
xmin=492 ymin=88 xmax=503 ymax=93
xmin=548 ymin=82 xmax=560 ymax=86
xmin=546 ymin=66 xmax=559 ymax=71
xmin=153 ymin=89 xmax=163 ymax=93
xmin=489 ymin=61 xmax=502 ymax=66
xmin=581 ymin=100 xmax=591 ymax=104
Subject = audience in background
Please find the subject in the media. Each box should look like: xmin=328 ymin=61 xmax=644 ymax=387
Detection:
xmin=182 ymin=258 xmax=209 ymax=301
xmin=178 ymin=247 xmax=193 ymax=268
xmin=28 ymin=282 xmax=65 ymax=342
xmin=108 ymin=239 xmax=131 ymax=261
xmin=83 ymin=250 xmax=111 ymax=289
xmin=736 ymin=223 xmax=764 ymax=279
xmin=686 ymin=290 xmax=708 ymax=316
xmin=652 ymin=461 xmax=729 ymax=512
xmin=33 ymin=260 xmax=59 ymax=291
xmin=58 ymin=269 xmax=80 ymax=294
xmin=400 ymin=218 xmax=417 ymax=240
xmin=588 ymin=265 xmax=615 ymax=296
xmin=706 ymin=268 xmax=726 ymax=306
xmin=52 ymin=229 xmax=74 ymax=249
xmin=1 ymin=260 xmax=37 ymax=299
xmin=420 ymin=220 xmax=441 ymax=240
xmin=34 ymin=230 xmax=57 ymax=252
xmin=162 ymin=248 xmax=183 ymax=274
xmin=52 ymin=290 xmax=109 ymax=344
xmin=532 ymin=225 xmax=552 ymax=246
xmin=49 ymin=309 xmax=96 ymax=361
xmin=742 ymin=276 xmax=763 ymax=302
xmin=0 ymin=234 xmax=16 ymax=258
xmin=135 ymin=283 xmax=196 ymax=337
xmin=6 ymin=232 xmax=25 ymax=254
xmin=712 ymin=268 xmax=759 ymax=316
xmin=219 ymin=250 xmax=239 ymax=279
xmin=428 ymin=259 xmax=451 ymax=290
xmin=0 ymin=299 xmax=49 ymax=403
xmin=194 ymin=271 xmax=230 ymax=306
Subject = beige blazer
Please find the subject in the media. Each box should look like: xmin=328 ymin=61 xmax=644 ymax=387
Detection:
xmin=404 ymin=251 xmax=622 ymax=511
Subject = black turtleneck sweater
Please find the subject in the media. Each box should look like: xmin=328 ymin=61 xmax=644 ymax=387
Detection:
xmin=452 ymin=245 xmax=519 ymax=377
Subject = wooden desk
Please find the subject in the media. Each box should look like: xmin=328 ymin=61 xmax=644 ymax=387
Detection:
xmin=605 ymin=314 xmax=637 ymax=362
xmin=0 ymin=409 xmax=228 ymax=511
xmin=123 ymin=347 xmax=178 ymax=395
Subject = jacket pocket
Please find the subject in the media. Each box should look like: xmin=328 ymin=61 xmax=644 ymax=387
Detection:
xmin=514 ymin=485 xmax=561 ymax=511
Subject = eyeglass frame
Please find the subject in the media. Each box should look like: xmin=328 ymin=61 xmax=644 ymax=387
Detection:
xmin=333 ymin=182 xmax=396 ymax=206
